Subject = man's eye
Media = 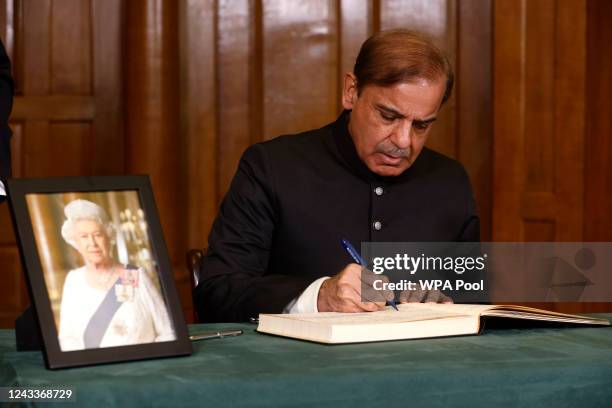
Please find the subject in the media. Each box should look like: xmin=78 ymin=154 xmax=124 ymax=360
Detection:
xmin=379 ymin=112 xmax=395 ymax=122
xmin=413 ymin=122 xmax=430 ymax=131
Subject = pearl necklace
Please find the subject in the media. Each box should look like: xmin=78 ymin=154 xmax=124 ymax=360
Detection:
xmin=95 ymin=266 xmax=116 ymax=285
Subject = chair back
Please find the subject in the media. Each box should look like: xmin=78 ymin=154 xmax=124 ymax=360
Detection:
xmin=186 ymin=248 xmax=205 ymax=288
xmin=186 ymin=249 xmax=205 ymax=323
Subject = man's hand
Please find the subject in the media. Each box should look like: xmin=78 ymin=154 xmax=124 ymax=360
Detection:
xmin=317 ymin=263 xmax=394 ymax=312
xmin=399 ymin=289 xmax=453 ymax=304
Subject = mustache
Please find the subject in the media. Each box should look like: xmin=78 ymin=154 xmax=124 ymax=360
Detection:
xmin=375 ymin=142 xmax=410 ymax=158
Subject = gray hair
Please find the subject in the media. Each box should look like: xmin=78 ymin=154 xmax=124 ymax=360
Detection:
xmin=61 ymin=199 xmax=115 ymax=249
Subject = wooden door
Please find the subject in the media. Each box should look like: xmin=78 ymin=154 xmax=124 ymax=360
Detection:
xmin=493 ymin=0 xmax=586 ymax=243
xmin=493 ymin=0 xmax=612 ymax=312
xmin=0 ymin=0 xmax=123 ymax=326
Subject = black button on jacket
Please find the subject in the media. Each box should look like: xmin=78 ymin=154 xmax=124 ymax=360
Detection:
xmin=195 ymin=111 xmax=479 ymax=322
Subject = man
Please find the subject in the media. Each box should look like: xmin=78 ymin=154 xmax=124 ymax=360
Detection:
xmin=194 ymin=30 xmax=479 ymax=322
xmin=0 ymin=39 xmax=13 ymax=202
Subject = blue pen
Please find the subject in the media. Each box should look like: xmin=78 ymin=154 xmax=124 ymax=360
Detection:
xmin=340 ymin=239 xmax=399 ymax=311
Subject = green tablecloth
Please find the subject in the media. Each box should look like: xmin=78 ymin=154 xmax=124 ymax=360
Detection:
xmin=1 ymin=316 xmax=612 ymax=407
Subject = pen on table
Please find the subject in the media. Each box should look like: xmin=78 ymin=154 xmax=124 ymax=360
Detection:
xmin=340 ymin=238 xmax=399 ymax=311
xmin=189 ymin=329 xmax=243 ymax=342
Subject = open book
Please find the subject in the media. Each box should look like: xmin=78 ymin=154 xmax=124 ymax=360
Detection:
xmin=257 ymin=304 xmax=610 ymax=344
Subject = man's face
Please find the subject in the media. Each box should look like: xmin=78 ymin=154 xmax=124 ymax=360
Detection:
xmin=342 ymin=74 xmax=446 ymax=177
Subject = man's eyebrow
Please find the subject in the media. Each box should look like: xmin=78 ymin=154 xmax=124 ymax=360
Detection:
xmin=413 ymin=117 xmax=437 ymax=125
xmin=374 ymin=104 xmax=405 ymax=118
xmin=374 ymin=103 xmax=437 ymax=123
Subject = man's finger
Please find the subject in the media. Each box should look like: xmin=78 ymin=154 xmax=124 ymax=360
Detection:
xmin=407 ymin=288 xmax=427 ymax=303
xmin=346 ymin=282 xmax=384 ymax=311
xmin=378 ymin=275 xmax=395 ymax=302
xmin=399 ymin=289 xmax=424 ymax=303
xmin=359 ymin=300 xmax=385 ymax=312
xmin=400 ymin=290 xmax=413 ymax=303
xmin=359 ymin=266 xmax=382 ymax=285
xmin=361 ymin=271 xmax=394 ymax=304
xmin=361 ymin=284 xmax=389 ymax=305
xmin=347 ymin=287 xmax=383 ymax=312
xmin=424 ymin=290 xmax=443 ymax=303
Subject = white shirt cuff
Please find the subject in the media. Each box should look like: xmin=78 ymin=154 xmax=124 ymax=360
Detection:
xmin=0 ymin=180 xmax=5 ymax=196
xmin=284 ymin=276 xmax=330 ymax=314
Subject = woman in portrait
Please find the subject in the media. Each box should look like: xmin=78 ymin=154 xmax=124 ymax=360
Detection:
xmin=58 ymin=199 xmax=176 ymax=351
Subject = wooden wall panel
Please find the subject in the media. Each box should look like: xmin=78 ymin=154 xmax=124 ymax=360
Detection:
xmin=49 ymin=123 xmax=92 ymax=174
xmin=180 ymin=0 xmax=217 ymax=250
xmin=523 ymin=220 xmax=556 ymax=242
xmin=380 ymin=0 xmax=449 ymax=37
xmin=457 ymin=0 xmax=492 ymax=241
xmin=380 ymin=0 xmax=457 ymax=160
xmin=179 ymin=0 xmax=218 ymax=319
xmin=338 ymin=0 xmax=373 ymax=112
xmin=22 ymin=0 xmax=50 ymax=95
xmin=554 ymin=0 xmax=586 ymax=242
xmin=217 ymin=0 xmax=252 ymax=199
xmin=524 ymin=0 xmax=555 ymax=194
xmin=51 ymin=0 xmax=91 ymax=94
xmin=91 ymin=0 xmax=123 ymax=174
xmin=22 ymin=122 xmax=91 ymax=176
xmin=492 ymin=0 xmax=523 ymax=242
xmin=491 ymin=0 xmax=612 ymax=312
xmin=585 ymin=0 xmax=612 ymax=242
xmin=493 ymin=0 xmax=586 ymax=243
xmin=0 ymin=0 xmax=124 ymax=327
xmin=262 ymin=0 xmax=339 ymax=138
xmin=580 ymin=0 xmax=612 ymax=313
xmin=12 ymin=96 xmax=94 ymax=120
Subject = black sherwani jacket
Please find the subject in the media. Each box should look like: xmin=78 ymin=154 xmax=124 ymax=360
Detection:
xmin=0 ymin=40 xmax=13 ymax=197
xmin=194 ymin=111 xmax=479 ymax=322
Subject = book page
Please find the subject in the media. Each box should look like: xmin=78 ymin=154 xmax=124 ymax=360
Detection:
xmin=483 ymin=309 xmax=610 ymax=325
xmin=487 ymin=304 xmax=603 ymax=318
xmin=270 ymin=303 xmax=493 ymax=326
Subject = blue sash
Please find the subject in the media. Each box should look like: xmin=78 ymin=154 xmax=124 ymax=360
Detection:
xmin=83 ymin=280 xmax=122 ymax=348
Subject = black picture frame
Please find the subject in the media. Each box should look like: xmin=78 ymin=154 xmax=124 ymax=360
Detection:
xmin=6 ymin=175 xmax=192 ymax=369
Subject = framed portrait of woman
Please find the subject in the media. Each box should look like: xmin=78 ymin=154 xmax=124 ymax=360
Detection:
xmin=7 ymin=175 xmax=191 ymax=369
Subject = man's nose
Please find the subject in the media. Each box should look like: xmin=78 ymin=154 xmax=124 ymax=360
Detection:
xmin=391 ymin=121 xmax=412 ymax=149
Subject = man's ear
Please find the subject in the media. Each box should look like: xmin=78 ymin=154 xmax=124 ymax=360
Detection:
xmin=342 ymin=72 xmax=358 ymax=110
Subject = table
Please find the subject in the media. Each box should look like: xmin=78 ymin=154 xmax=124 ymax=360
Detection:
xmin=1 ymin=316 xmax=612 ymax=407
